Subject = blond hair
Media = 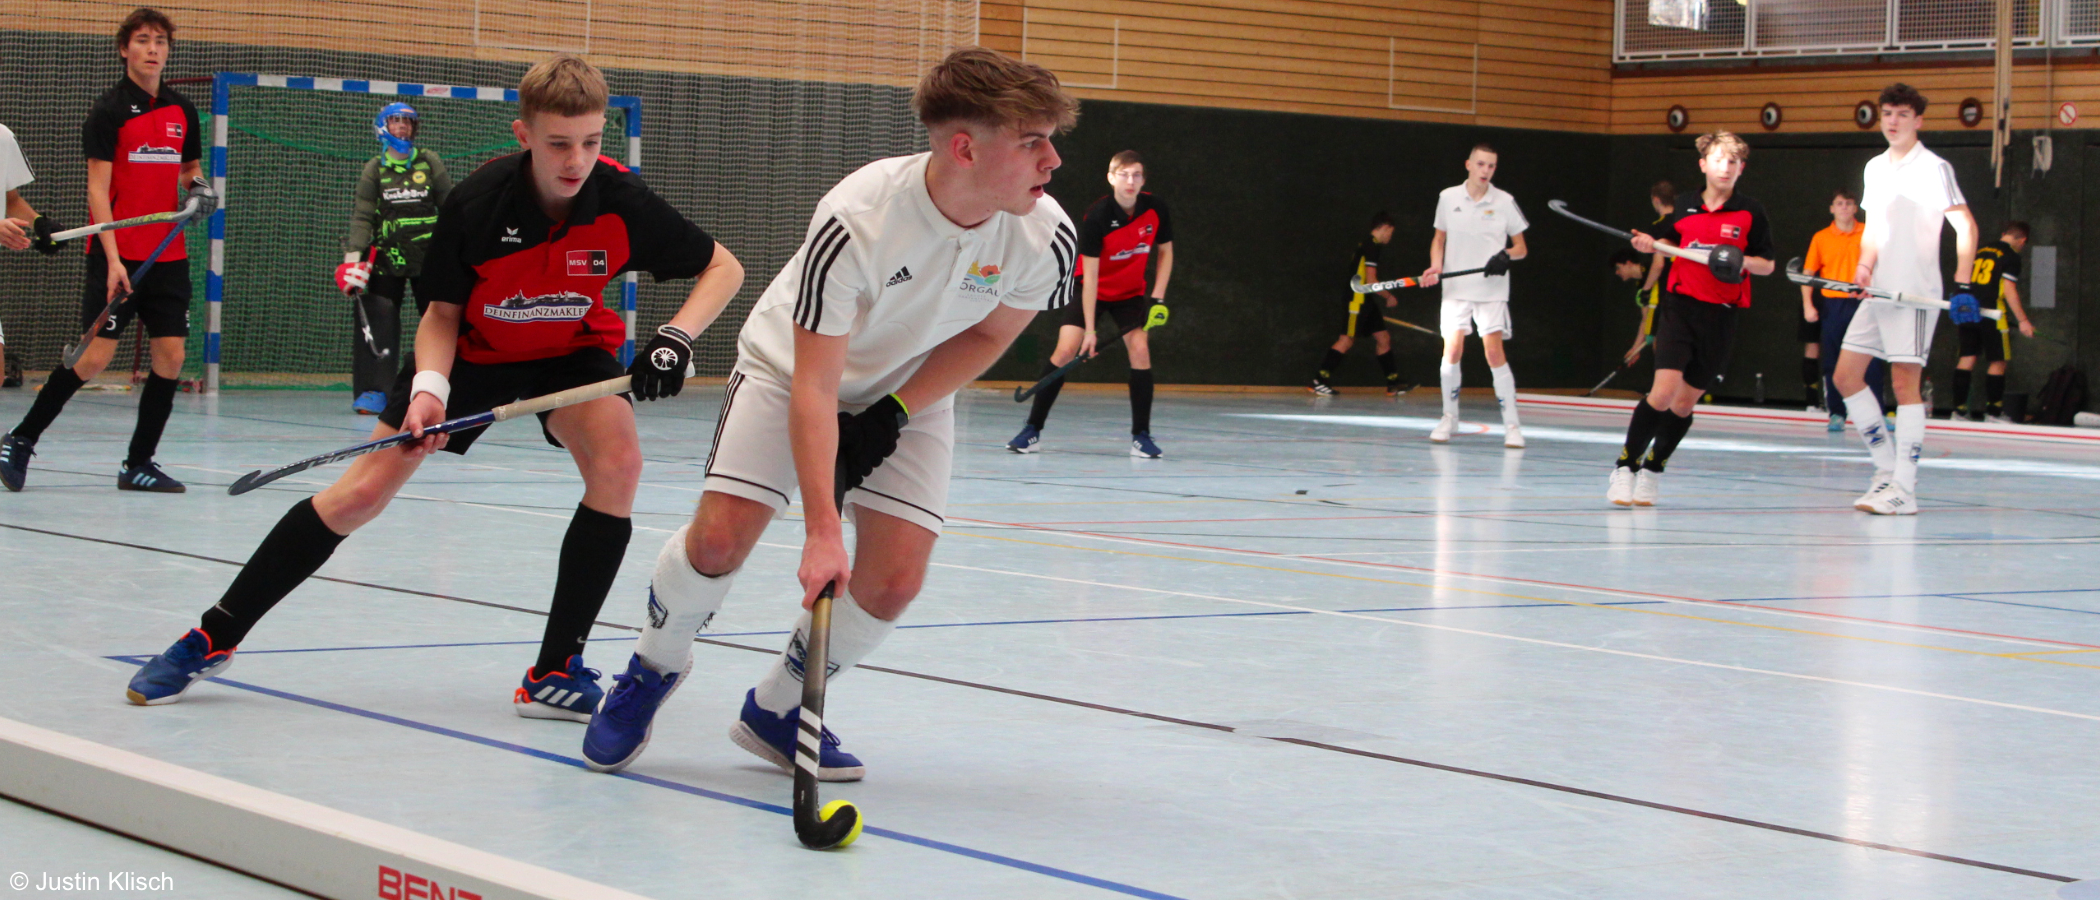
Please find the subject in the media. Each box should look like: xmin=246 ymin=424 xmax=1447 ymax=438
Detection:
xmin=1695 ymin=130 xmax=1749 ymax=162
xmin=913 ymin=47 xmax=1078 ymax=132
xmin=518 ymin=53 xmax=608 ymax=121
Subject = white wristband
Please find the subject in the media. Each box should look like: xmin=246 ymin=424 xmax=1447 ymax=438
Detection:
xmin=410 ymin=370 xmax=451 ymax=409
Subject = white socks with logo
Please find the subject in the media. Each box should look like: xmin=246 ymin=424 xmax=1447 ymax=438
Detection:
xmin=1894 ymin=403 xmax=1925 ymax=493
xmin=1440 ymin=363 xmax=1463 ymax=419
xmin=753 ymin=591 xmax=897 ymax=714
xmin=1490 ymin=364 xmax=1519 ymax=426
xmin=635 ymin=524 xmax=735 ymax=674
xmin=1845 ymin=389 xmax=1896 ymax=473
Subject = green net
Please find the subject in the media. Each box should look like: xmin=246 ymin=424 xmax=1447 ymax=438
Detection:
xmin=211 ymin=84 xmax=626 ymax=388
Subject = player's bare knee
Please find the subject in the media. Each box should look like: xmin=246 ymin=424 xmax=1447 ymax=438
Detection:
xmin=1332 ymin=336 xmax=1353 ymax=353
xmin=849 ymin=568 xmax=924 ymax=620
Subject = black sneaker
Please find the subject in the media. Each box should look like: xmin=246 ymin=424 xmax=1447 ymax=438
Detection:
xmin=118 ymin=460 xmax=186 ymax=493
xmin=2 ymin=354 xmax=21 ymax=388
xmin=0 ymin=432 xmax=32 ymax=492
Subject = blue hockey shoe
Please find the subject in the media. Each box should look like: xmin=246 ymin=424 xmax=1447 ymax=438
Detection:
xmin=1130 ymin=432 xmax=1163 ymax=459
xmin=581 ymin=653 xmax=691 ymax=773
xmin=513 ymin=655 xmax=603 ymax=722
xmin=728 ymin=688 xmax=864 ymax=782
xmin=0 ymin=431 xmax=32 ymax=492
xmin=352 ymin=391 xmax=387 ymax=415
xmin=1005 ymin=424 xmax=1041 ymax=453
xmin=126 ymin=629 xmax=235 ymax=705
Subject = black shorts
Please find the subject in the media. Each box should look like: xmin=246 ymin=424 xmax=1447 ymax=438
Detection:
xmin=1060 ymin=296 xmax=1155 ymax=334
xmin=377 ymin=346 xmax=630 ymax=455
xmin=1956 ymin=322 xmax=2007 ymax=363
xmin=1652 ymin=294 xmax=1739 ymax=391
xmin=81 ymin=254 xmax=190 ymax=339
xmin=1797 ymin=298 xmax=1824 ymax=343
xmin=1341 ymin=294 xmax=1385 ymax=339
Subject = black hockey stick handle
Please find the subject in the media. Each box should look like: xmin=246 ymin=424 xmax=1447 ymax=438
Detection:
xmin=1351 ymin=265 xmax=1490 ymax=294
xmin=1547 ymin=199 xmax=1710 ymax=267
xmin=1012 ymin=321 xmax=1148 ymax=402
xmin=792 ymin=462 xmax=860 ymax=850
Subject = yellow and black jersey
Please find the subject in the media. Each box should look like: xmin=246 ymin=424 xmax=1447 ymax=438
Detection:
xmin=1969 ymin=239 xmax=2022 ymax=330
xmin=1351 ymin=236 xmax=1388 ymax=289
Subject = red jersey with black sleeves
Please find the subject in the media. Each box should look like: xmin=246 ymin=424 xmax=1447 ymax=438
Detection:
xmin=82 ymin=77 xmax=201 ymax=261
xmin=1658 ymin=190 xmax=1772 ymax=309
xmin=420 ymin=152 xmax=717 ymax=365
xmin=1077 ymin=192 xmax=1172 ymax=302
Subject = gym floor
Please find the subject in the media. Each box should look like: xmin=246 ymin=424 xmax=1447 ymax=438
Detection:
xmin=2 ymin=385 xmax=2095 ymax=899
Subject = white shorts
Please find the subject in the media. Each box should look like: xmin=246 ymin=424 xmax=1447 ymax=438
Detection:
xmin=703 ymin=371 xmax=954 ymax=536
xmin=1841 ymin=301 xmax=1938 ymax=366
xmin=1441 ymin=299 xmax=1512 ymax=338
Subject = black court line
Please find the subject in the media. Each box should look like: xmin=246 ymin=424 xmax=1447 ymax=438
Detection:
xmin=7 ymin=518 xmax=2080 ymax=884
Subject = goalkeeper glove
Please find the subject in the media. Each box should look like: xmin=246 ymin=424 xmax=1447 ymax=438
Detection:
xmin=335 ymin=261 xmax=371 ymax=296
xmin=1947 ymin=285 xmax=1983 ymax=325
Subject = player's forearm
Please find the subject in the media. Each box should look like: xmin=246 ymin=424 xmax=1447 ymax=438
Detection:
xmin=1428 ymin=232 xmax=1445 ymax=269
xmin=1080 ymin=256 xmax=1100 ymax=326
xmin=4 ymin=189 xmax=33 ymax=221
xmin=1801 ymin=285 xmax=1815 ymax=309
xmin=85 ymin=161 xmax=118 ymax=260
xmin=894 ymin=304 xmax=1033 ymax=414
xmin=1949 ymin=209 xmax=1979 ymax=283
xmin=663 ymin=244 xmax=745 ymax=338
xmin=1507 ymin=233 xmax=1528 ymax=261
xmin=2005 ymin=283 xmax=2030 ymax=321
xmin=181 ymin=161 xmax=202 ymax=186
xmin=412 ymin=303 xmax=462 ymax=378
xmin=1745 ymin=256 xmax=1776 ymax=277
xmin=1151 ymin=243 xmax=1173 ymax=299
xmin=788 ymin=329 xmax=849 ymax=536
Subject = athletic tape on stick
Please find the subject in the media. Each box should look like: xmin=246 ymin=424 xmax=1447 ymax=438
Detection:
xmin=0 ymin=715 xmax=656 ymax=900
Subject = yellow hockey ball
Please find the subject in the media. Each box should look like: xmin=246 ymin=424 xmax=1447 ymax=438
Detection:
xmin=821 ymin=800 xmax=864 ymax=848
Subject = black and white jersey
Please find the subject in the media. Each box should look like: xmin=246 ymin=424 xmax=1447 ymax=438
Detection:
xmin=735 ymin=152 xmax=1076 ymax=409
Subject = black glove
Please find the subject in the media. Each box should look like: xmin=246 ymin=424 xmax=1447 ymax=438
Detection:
xmin=1705 ymin=244 xmax=1745 ymax=284
xmin=30 ymin=215 xmax=64 ymax=255
xmin=1484 ymin=249 xmax=1512 ymax=277
xmin=836 ymin=394 xmax=909 ymax=493
xmin=628 ymin=324 xmax=693 ymax=401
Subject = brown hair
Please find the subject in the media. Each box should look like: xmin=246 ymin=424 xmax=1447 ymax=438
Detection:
xmin=1109 ymin=150 xmax=1143 ymax=171
xmin=1832 ymin=188 xmax=1859 ymax=204
xmin=1649 ymin=180 xmax=1676 ymax=203
xmin=1469 ymin=142 xmax=1497 ymax=157
xmin=518 ymin=53 xmax=608 ymax=121
xmin=116 ymin=8 xmax=174 ymax=52
xmin=1879 ymin=83 xmax=1928 ymax=115
xmin=1695 ymin=130 xmax=1749 ymax=162
xmin=913 ymin=47 xmax=1079 ymax=132
xmin=2004 ymin=220 xmax=2030 ymax=240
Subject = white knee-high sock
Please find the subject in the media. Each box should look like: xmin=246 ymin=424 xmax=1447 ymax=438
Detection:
xmin=1440 ymin=362 xmax=1462 ymax=418
xmin=634 ymin=524 xmax=735 ymax=673
xmin=1845 ymin=389 xmax=1896 ymax=472
xmin=1490 ymin=364 xmax=1519 ymax=426
xmin=753 ymin=592 xmax=896 ymax=714
xmin=1893 ymin=404 xmax=1925 ymax=493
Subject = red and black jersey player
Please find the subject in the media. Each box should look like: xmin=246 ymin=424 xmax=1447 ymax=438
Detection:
xmin=1 ymin=8 xmax=211 ymax=495
xmin=1606 ymin=130 xmax=1775 ymax=508
xmin=124 ymin=54 xmax=747 ymax=718
xmin=1007 ymin=149 xmax=1175 ymax=457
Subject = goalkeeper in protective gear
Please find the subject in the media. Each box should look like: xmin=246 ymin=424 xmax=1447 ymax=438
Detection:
xmin=339 ymin=102 xmax=453 ymax=414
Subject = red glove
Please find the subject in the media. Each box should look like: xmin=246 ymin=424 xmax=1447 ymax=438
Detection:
xmin=335 ymin=261 xmax=371 ymax=296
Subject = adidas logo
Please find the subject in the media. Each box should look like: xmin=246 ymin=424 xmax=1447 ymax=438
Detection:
xmin=885 ymin=266 xmax=913 ymax=287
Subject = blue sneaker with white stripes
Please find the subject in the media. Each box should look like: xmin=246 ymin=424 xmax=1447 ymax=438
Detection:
xmin=728 ymin=688 xmax=865 ymax=782
xmin=0 ymin=431 xmax=32 ymax=492
xmin=117 ymin=460 xmax=185 ymax=493
xmin=126 ymin=629 xmax=235 ymax=705
xmin=581 ymin=653 xmax=691 ymax=773
xmin=1130 ymin=432 xmax=1163 ymax=459
xmin=512 ymin=655 xmax=603 ymax=722
xmin=1005 ymin=424 xmax=1041 ymax=453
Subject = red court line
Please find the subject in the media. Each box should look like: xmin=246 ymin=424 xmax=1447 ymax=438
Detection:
xmin=1015 ymin=507 xmax=1862 ymax=526
xmin=952 ymin=516 xmax=2100 ymax=650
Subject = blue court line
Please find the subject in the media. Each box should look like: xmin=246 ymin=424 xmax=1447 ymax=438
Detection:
xmin=1721 ymin=588 xmax=2100 ymax=603
xmin=213 ymin=600 xmax=1667 ymax=657
xmin=1940 ymin=595 xmax=2100 ymax=617
xmin=104 ymin=656 xmax=1188 ymax=900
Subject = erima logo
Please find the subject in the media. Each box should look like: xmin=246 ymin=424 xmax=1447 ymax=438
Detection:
xmin=1108 ymin=242 xmax=1152 ymax=262
xmin=501 ymin=226 xmax=521 ymax=244
xmin=126 ymin=143 xmax=180 ymax=164
xmin=381 ymin=186 xmax=429 ymax=202
xmin=885 ymin=266 xmax=913 ymax=287
xmin=566 ymin=249 xmax=608 ymax=276
xmin=482 ymin=290 xmax=594 ymax=322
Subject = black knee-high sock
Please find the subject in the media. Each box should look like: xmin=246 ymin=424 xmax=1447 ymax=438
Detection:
xmin=1800 ymin=357 xmax=1822 ymax=403
xmin=13 ymin=366 xmax=86 ymax=443
xmin=1376 ymin=351 xmax=1400 ymax=387
xmin=126 ymin=373 xmax=180 ymax=466
xmin=1618 ymin=399 xmax=1664 ymax=470
xmin=1129 ymin=368 xmax=1155 ymax=435
xmin=198 ymin=498 xmax=347 ymax=648
xmin=1026 ymin=359 xmax=1063 ymax=430
xmin=1315 ymin=348 xmax=1343 ymax=382
xmin=536 ymin=503 xmax=633 ymax=675
xmin=1644 ymin=411 xmax=1694 ymax=472
xmin=1950 ymin=368 xmax=1973 ymax=411
xmin=1985 ymin=373 xmax=2006 ymax=411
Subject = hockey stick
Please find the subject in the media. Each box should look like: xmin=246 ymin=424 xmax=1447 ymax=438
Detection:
xmin=61 ymin=187 xmax=209 ymax=369
xmin=1547 ymin=199 xmax=1718 ymax=268
xmin=227 ymin=374 xmax=632 ymax=495
xmin=1783 ymin=257 xmax=2002 ymax=320
xmin=348 ymin=247 xmax=390 ymax=360
xmin=47 ymin=206 xmax=201 ymax=243
xmin=793 ymin=462 xmax=862 ymax=851
xmin=1350 ymin=265 xmax=1489 ymax=294
xmin=1381 ymin=315 xmax=1440 ymax=338
xmin=1585 ymin=349 xmax=1645 ymax=397
xmin=1012 ymin=320 xmax=1148 ymax=402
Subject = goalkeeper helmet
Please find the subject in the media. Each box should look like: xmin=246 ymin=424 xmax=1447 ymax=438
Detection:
xmin=374 ymin=103 xmax=420 ymax=154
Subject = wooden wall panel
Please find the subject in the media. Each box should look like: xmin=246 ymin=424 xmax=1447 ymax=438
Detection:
xmin=1611 ymin=62 xmax=2100 ymax=136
